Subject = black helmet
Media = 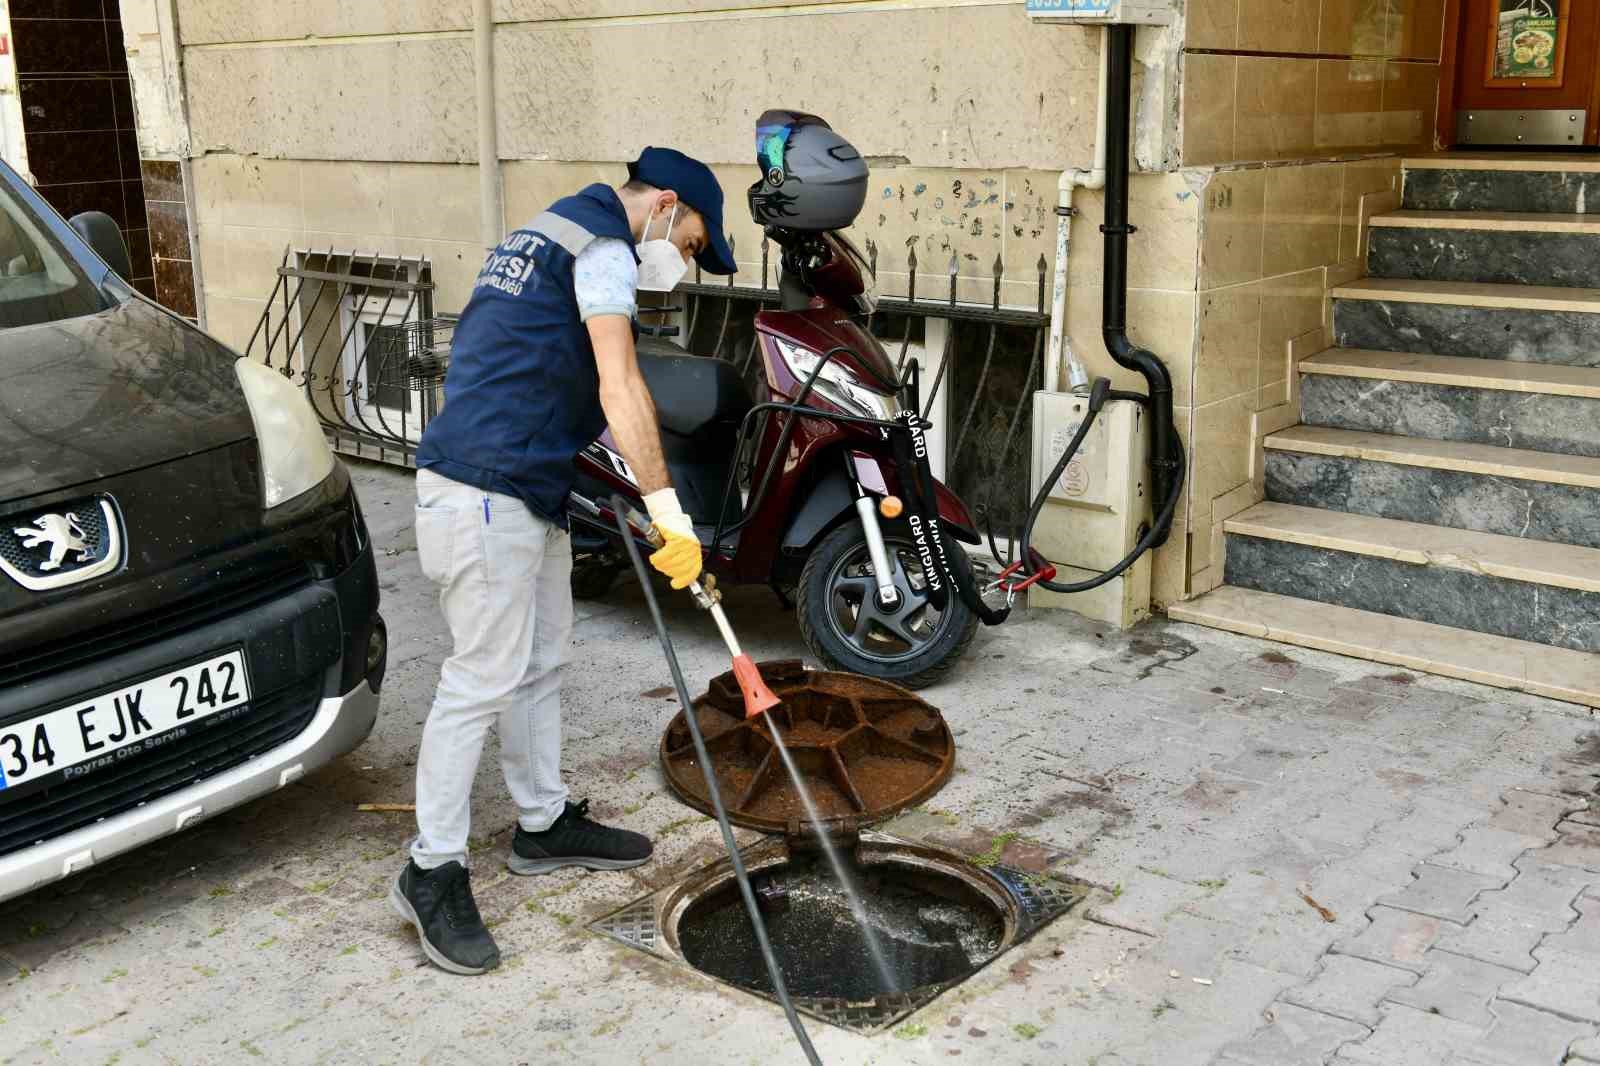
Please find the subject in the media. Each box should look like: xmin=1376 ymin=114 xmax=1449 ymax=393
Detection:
xmin=747 ymin=110 xmax=868 ymax=232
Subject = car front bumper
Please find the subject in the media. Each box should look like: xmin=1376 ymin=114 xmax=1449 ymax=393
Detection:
xmin=0 ymin=674 xmax=379 ymax=903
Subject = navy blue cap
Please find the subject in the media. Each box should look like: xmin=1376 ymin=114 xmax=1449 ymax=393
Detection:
xmin=627 ymin=146 xmax=737 ymax=276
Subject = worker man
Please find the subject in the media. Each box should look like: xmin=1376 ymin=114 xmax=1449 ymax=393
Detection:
xmin=391 ymin=148 xmax=738 ymax=975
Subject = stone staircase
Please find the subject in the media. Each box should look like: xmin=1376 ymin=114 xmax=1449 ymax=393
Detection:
xmin=1171 ymin=156 xmax=1600 ymax=708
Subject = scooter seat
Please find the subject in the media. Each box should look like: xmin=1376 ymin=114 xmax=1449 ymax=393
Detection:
xmin=636 ymin=340 xmax=753 ymax=439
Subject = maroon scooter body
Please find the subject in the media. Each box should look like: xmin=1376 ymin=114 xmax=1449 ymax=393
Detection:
xmin=573 ymin=231 xmax=978 ymax=587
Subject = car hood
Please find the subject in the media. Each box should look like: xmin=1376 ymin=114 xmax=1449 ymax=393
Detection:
xmin=0 ymin=297 xmax=256 ymax=502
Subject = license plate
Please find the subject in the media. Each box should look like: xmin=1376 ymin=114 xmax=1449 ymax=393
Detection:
xmin=0 ymin=650 xmax=251 ymax=793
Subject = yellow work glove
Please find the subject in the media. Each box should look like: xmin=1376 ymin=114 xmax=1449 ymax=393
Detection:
xmin=644 ymin=488 xmax=703 ymax=590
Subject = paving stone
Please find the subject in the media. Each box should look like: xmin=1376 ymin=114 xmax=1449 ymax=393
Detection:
xmin=1384 ymin=949 xmax=1525 ymax=1026
xmin=1568 ymin=1033 xmax=1600 ymax=1063
xmin=1432 ymin=826 xmax=1553 ymax=881
xmin=1333 ymin=1004 xmax=1484 ymax=1064
xmin=1536 ymin=894 xmax=1600 ymax=959
xmin=1568 ymin=805 xmax=1600 ymax=829
xmin=1540 ymin=823 xmax=1600 ymax=873
xmin=1435 ymin=905 xmax=1565 ymax=973
xmin=1333 ymin=906 xmax=1447 ymax=973
xmin=1377 ymin=864 xmax=1504 ymax=924
xmin=1470 ymin=999 xmax=1599 ymax=1065
xmin=1218 ymin=1002 xmax=1369 ymax=1065
xmin=1296 ymin=797 xmax=1399 ymax=851
xmin=1486 ymin=790 xmax=1586 ymax=837
xmin=1498 ymin=949 xmax=1600 ymax=1023
xmin=1487 ymin=859 xmax=1595 ymax=919
xmin=1083 ymin=866 xmax=1214 ymax=934
xmin=1281 ymin=955 xmax=1419 ymax=1027
xmin=1388 ymin=796 xmax=1498 ymax=860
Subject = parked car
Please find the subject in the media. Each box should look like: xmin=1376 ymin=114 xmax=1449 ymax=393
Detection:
xmin=0 ymin=161 xmax=384 ymax=903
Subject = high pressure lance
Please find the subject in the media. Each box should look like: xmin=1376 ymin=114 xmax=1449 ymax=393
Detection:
xmin=606 ymin=496 xmax=821 ymax=1066
xmin=619 ymin=504 xmax=781 ymax=718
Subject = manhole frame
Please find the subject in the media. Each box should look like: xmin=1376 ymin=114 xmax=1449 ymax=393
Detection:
xmin=589 ymin=828 xmax=1094 ymax=1035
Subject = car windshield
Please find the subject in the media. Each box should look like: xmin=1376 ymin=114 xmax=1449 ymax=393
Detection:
xmin=0 ymin=179 xmax=106 ymax=329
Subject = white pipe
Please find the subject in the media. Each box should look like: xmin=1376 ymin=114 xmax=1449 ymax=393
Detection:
xmin=473 ymin=0 xmax=503 ymax=250
xmin=1046 ymin=25 xmax=1112 ymax=395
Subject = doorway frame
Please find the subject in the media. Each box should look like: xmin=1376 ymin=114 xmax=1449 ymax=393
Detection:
xmin=1436 ymin=0 xmax=1600 ymax=148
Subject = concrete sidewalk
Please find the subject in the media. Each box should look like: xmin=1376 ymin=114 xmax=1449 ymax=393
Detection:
xmin=4 ymin=459 xmax=1600 ymax=1065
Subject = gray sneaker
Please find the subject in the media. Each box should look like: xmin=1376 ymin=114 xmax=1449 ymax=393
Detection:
xmin=390 ymin=860 xmax=500 ymax=975
xmin=507 ymin=799 xmax=654 ymax=875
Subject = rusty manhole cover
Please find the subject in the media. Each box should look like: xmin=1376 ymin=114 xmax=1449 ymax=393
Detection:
xmin=660 ymin=659 xmax=955 ymax=833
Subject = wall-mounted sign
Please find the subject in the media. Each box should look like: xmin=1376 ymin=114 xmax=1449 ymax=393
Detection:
xmin=1487 ymin=0 xmax=1568 ymax=86
xmin=1023 ymin=0 xmax=1172 ymax=23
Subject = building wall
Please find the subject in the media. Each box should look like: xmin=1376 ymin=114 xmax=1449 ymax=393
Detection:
xmin=130 ymin=0 xmax=1453 ymax=612
xmin=10 ymin=0 xmax=153 ymax=297
xmin=1168 ymin=0 xmax=1445 ymax=602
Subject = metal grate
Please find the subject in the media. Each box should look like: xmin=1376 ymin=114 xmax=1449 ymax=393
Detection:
xmin=0 ymin=675 xmax=322 ymax=857
xmin=0 ymin=564 xmax=310 ymax=691
xmin=592 ymin=898 xmax=659 ymax=952
xmin=588 ymin=842 xmax=1089 ymax=1034
xmin=990 ymin=864 xmax=1093 ymax=933
xmin=244 ymin=251 xmax=449 ymax=467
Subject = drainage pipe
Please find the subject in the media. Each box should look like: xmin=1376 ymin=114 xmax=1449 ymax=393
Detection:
xmin=1100 ymin=20 xmax=1178 ymax=542
xmin=1045 ymin=25 xmax=1110 ymax=394
xmin=473 ymin=0 xmax=503 ymax=250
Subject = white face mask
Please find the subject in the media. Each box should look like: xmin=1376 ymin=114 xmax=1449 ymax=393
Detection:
xmin=636 ymin=203 xmax=690 ymax=293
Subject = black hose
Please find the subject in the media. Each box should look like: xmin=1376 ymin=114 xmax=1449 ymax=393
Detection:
xmin=612 ymin=498 xmax=823 ymax=1066
xmin=995 ymin=20 xmax=1185 ymax=598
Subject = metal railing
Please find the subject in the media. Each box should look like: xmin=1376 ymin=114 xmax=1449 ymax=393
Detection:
xmin=674 ymin=235 xmax=1053 ymax=538
xmin=244 ymin=249 xmax=451 ymax=467
xmin=241 ymin=240 xmax=1055 ymax=539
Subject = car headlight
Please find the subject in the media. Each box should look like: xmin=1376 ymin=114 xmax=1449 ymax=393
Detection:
xmin=234 ymin=357 xmax=336 ymax=508
xmin=776 ymin=339 xmax=900 ymax=421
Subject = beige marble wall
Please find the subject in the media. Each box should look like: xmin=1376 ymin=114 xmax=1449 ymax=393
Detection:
xmin=1165 ymin=1 xmax=1434 ymax=602
xmin=1182 ymin=155 xmax=1402 ymax=597
xmin=1182 ymin=0 xmax=1446 ymax=166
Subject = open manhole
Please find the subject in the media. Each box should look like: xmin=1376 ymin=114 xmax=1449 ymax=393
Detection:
xmin=592 ymin=833 xmax=1090 ymax=1033
xmin=659 ymin=659 xmax=955 ymax=833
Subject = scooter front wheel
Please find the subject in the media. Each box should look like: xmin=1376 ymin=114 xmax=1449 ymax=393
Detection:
xmin=796 ymin=520 xmax=979 ymax=689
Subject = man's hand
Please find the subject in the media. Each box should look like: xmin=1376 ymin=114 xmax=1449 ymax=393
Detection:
xmin=644 ymin=489 xmax=702 ymax=589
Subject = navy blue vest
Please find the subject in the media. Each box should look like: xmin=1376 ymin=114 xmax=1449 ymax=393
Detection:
xmin=416 ymin=184 xmax=638 ymax=525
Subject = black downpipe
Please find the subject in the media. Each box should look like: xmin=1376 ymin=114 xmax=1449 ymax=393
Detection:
xmin=1101 ymin=22 xmax=1178 ymax=546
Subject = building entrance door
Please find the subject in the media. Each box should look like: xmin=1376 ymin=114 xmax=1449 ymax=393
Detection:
xmin=1455 ymin=0 xmax=1600 ymax=147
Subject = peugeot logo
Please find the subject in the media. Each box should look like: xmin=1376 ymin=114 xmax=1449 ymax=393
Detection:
xmin=1 ymin=497 xmax=123 ymax=592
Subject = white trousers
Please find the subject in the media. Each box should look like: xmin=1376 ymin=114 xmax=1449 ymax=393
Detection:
xmin=410 ymin=469 xmax=573 ymax=869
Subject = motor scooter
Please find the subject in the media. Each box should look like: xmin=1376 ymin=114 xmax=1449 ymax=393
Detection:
xmin=567 ymin=226 xmax=988 ymax=688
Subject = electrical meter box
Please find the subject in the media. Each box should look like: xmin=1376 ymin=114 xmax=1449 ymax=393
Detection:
xmin=1026 ymin=391 xmax=1152 ymax=628
xmin=1024 ymin=0 xmax=1174 ymax=24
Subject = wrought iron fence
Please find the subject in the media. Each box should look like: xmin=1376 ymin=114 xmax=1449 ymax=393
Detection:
xmin=242 ymin=239 xmax=1054 ymax=540
xmin=674 ymin=235 xmax=1052 ymax=538
xmin=244 ymin=249 xmax=452 ymax=467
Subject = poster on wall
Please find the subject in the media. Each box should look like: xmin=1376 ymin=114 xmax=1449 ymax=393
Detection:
xmin=1491 ymin=0 xmax=1564 ymax=81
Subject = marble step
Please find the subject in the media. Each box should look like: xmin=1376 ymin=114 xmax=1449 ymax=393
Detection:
xmin=1368 ymin=214 xmax=1600 ymax=288
xmin=1168 ymin=585 xmax=1600 ymax=708
xmin=1263 ymin=426 xmax=1600 ymax=548
xmin=1333 ymin=280 xmax=1600 ymax=367
xmin=1298 ymin=352 xmax=1600 ymax=457
xmin=1223 ymin=502 xmax=1600 ymax=654
xmin=1404 ymin=157 xmax=1600 ymax=214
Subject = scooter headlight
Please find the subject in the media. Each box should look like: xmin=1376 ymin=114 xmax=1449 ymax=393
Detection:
xmin=776 ymin=339 xmax=900 ymax=421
